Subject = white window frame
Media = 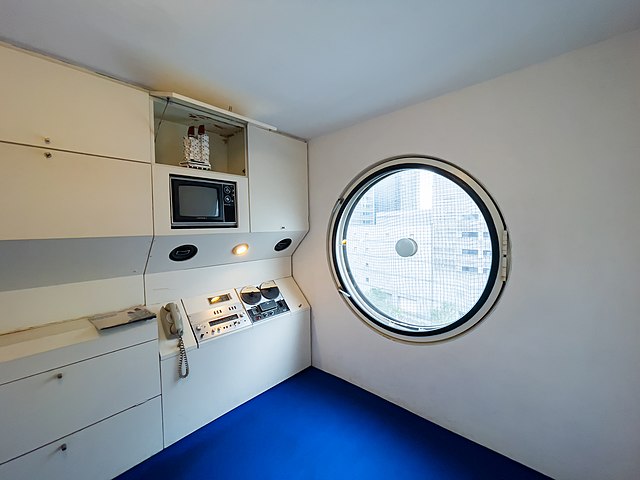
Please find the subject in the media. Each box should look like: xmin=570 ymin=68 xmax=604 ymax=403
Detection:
xmin=327 ymin=155 xmax=510 ymax=343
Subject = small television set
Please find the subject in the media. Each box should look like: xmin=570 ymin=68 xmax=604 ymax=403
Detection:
xmin=170 ymin=175 xmax=237 ymax=228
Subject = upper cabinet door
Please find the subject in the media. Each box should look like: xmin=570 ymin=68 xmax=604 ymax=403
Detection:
xmin=0 ymin=45 xmax=151 ymax=163
xmin=247 ymin=125 xmax=308 ymax=233
xmin=0 ymin=142 xmax=153 ymax=240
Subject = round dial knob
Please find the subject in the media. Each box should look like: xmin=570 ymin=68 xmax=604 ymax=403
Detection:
xmin=240 ymin=286 xmax=262 ymax=305
xmin=259 ymin=280 xmax=280 ymax=300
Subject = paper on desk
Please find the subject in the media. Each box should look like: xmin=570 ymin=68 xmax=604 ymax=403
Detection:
xmin=89 ymin=306 xmax=156 ymax=331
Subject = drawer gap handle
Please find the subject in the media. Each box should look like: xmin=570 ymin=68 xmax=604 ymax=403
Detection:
xmin=56 ymin=373 xmax=63 ymax=379
xmin=59 ymin=443 xmax=67 ymax=452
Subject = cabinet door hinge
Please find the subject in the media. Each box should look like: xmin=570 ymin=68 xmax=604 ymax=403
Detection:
xmin=501 ymin=230 xmax=509 ymax=282
xmin=337 ymin=288 xmax=351 ymax=298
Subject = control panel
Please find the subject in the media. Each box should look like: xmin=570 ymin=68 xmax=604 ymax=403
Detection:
xmin=182 ymin=289 xmax=251 ymax=345
xmin=238 ymin=280 xmax=290 ymax=322
xmin=179 ymin=280 xmax=292 ymax=346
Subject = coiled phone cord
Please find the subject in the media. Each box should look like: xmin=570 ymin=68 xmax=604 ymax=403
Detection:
xmin=178 ymin=336 xmax=189 ymax=378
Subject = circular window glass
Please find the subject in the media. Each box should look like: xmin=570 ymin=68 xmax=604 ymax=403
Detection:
xmin=328 ymin=156 xmax=509 ymax=342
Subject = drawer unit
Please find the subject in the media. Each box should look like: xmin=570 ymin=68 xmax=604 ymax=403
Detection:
xmin=0 ymin=396 xmax=162 ymax=480
xmin=0 ymin=312 xmax=158 ymax=385
xmin=0 ymin=44 xmax=151 ymax=163
xmin=0 ymin=339 xmax=160 ymax=464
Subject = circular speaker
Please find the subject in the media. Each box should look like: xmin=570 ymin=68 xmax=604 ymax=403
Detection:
xmin=274 ymin=238 xmax=292 ymax=252
xmin=169 ymin=244 xmax=198 ymax=262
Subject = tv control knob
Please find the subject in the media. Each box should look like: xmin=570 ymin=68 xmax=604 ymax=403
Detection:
xmin=224 ymin=195 xmax=232 ymax=204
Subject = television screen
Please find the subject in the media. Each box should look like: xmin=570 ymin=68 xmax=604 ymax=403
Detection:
xmin=178 ymin=185 xmax=219 ymax=218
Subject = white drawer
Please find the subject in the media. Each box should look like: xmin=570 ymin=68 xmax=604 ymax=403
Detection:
xmin=0 ymin=318 xmax=158 ymax=385
xmin=0 ymin=396 xmax=162 ymax=480
xmin=0 ymin=45 xmax=151 ymax=163
xmin=0 ymin=340 xmax=160 ymax=464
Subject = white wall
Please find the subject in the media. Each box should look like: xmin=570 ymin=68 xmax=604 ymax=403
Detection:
xmin=293 ymin=29 xmax=640 ymax=480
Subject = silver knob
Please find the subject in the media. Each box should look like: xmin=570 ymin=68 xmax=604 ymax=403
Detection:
xmin=44 ymin=152 xmax=53 ymax=159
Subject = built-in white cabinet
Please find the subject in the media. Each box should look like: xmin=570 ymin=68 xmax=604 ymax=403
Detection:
xmin=150 ymin=163 xmax=250 ymax=237
xmin=150 ymin=93 xmax=308 ymax=235
xmin=0 ymin=44 xmax=151 ymax=163
xmin=0 ymin=319 xmax=161 ymax=479
xmin=0 ymin=44 xmax=153 ymax=324
xmin=247 ymin=125 xmax=308 ymax=233
xmin=0 ymin=341 xmax=159 ymax=464
xmin=161 ymin=309 xmax=310 ymax=446
xmin=0 ymin=397 xmax=162 ymax=480
xmin=0 ymin=142 xmax=152 ymax=241
xmin=156 ymin=276 xmax=311 ymax=446
xmin=147 ymin=93 xmax=308 ymax=274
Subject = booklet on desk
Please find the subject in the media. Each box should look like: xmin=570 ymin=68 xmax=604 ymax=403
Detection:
xmin=89 ymin=306 xmax=156 ymax=331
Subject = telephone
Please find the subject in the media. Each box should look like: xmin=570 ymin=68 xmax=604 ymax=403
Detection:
xmin=162 ymin=302 xmax=184 ymax=338
xmin=161 ymin=302 xmax=190 ymax=379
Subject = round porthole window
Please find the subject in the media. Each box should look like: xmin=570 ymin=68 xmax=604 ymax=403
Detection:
xmin=328 ymin=155 xmax=509 ymax=343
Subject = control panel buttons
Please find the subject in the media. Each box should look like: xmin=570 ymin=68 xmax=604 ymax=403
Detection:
xmin=183 ymin=289 xmax=251 ymax=345
xmin=258 ymin=300 xmax=277 ymax=312
xmin=239 ymin=280 xmax=290 ymax=323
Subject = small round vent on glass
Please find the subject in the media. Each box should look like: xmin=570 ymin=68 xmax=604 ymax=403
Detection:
xmin=328 ymin=155 xmax=509 ymax=343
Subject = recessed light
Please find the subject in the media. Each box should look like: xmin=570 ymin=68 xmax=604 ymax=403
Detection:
xmin=232 ymin=243 xmax=249 ymax=256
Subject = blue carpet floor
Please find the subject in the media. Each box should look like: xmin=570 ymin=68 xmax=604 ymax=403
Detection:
xmin=118 ymin=367 xmax=548 ymax=480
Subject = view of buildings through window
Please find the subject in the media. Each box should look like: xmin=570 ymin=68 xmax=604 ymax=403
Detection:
xmin=343 ymin=169 xmax=492 ymax=329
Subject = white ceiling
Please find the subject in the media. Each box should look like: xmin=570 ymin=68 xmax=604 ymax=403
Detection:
xmin=1 ymin=1 xmax=639 ymax=139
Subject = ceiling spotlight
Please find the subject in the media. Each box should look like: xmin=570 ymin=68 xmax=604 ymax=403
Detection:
xmin=232 ymin=243 xmax=249 ymax=256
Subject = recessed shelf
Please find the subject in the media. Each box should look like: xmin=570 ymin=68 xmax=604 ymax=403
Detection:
xmin=151 ymin=92 xmax=275 ymax=177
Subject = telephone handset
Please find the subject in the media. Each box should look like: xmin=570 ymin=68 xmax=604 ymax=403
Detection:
xmin=164 ymin=302 xmax=184 ymax=337
xmin=162 ymin=302 xmax=189 ymax=379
